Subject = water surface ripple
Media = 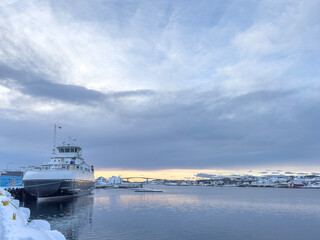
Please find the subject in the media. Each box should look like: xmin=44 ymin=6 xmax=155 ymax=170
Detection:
xmin=23 ymin=186 xmax=320 ymax=240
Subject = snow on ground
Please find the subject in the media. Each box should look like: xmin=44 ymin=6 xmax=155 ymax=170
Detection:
xmin=0 ymin=188 xmax=66 ymax=240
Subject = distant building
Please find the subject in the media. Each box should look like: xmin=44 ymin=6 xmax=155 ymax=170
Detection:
xmin=0 ymin=170 xmax=24 ymax=187
xmin=289 ymin=182 xmax=304 ymax=188
xmin=96 ymin=176 xmax=107 ymax=183
xmin=108 ymin=176 xmax=123 ymax=184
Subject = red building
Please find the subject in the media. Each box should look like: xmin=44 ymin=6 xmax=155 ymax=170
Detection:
xmin=289 ymin=182 xmax=304 ymax=188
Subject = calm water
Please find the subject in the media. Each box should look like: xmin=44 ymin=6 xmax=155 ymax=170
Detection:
xmin=23 ymin=186 xmax=320 ymax=240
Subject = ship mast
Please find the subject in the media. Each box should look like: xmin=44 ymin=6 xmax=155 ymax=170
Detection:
xmin=53 ymin=124 xmax=62 ymax=156
xmin=53 ymin=124 xmax=57 ymax=155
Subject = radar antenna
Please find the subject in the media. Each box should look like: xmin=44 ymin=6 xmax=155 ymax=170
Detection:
xmin=68 ymin=137 xmax=77 ymax=144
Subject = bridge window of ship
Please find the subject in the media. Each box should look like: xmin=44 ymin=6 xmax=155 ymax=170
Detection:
xmin=65 ymin=148 xmax=70 ymax=152
xmin=62 ymin=164 xmax=69 ymax=169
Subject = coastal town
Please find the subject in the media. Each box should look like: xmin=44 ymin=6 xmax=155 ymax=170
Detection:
xmin=95 ymin=174 xmax=320 ymax=189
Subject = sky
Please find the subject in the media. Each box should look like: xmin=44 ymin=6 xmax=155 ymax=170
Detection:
xmin=0 ymin=0 xmax=320 ymax=179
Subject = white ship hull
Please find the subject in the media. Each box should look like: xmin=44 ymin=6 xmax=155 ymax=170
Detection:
xmin=23 ymin=170 xmax=94 ymax=199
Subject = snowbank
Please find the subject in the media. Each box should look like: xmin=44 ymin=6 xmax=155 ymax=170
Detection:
xmin=0 ymin=188 xmax=66 ymax=240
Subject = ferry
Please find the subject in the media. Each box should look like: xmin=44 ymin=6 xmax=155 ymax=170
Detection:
xmin=23 ymin=126 xmax=95 ymax=199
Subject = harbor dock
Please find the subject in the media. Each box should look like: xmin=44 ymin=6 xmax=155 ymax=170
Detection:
xmin=0 ymin=188 xmax=66 ymax=240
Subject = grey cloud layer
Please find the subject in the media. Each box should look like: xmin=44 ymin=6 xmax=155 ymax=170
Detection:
xmin=0 ymin=64 xmax=153 ymax=104
xmin=0 ymin=61 xmax=319 ymax=170
xmin=1 ymin=83 xmax=319 ymax=170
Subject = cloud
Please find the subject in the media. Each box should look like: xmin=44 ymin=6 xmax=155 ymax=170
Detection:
xmin=0 ymin=64 xmax=155 ymax=106
xmin=195 ymin=173 xmax=217 ymax=179
xmin=0 ymin=65 xmax=104 ymax=105
xmin=1 ymin=84 xmax=320 ymax=170
xmin=265 ymin=174 xmax=286 ymax=178
xmin=0 ymin=0 xmax=319 ymax=172
xmin=218 ymin=0 xmax=320 ymax=95
xmin=0 ymin=0 xmax=235 ymax=93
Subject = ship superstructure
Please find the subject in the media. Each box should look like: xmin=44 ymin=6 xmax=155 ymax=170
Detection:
xmin=23 ymin=141 xmax=95 ymax=199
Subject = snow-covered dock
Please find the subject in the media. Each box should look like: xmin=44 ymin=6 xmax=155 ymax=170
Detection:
xmin=0 ymin=188 xmax=66 ymax=240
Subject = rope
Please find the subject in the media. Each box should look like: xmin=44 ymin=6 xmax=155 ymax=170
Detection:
xmin=23 ymin=181 xmax=63 ymax=188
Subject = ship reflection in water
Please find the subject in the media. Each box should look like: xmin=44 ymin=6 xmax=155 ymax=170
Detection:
xmin=22 ymin=195 xmax=94 ymax=240
xmin=22 ymin=186 xmax=320 ymax=240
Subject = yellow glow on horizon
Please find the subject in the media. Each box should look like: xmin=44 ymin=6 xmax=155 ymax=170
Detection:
xmin=94 ymin=165 xmax=320 ymax=180
xmin=95 ymin=169 xmax=209 ymax=180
